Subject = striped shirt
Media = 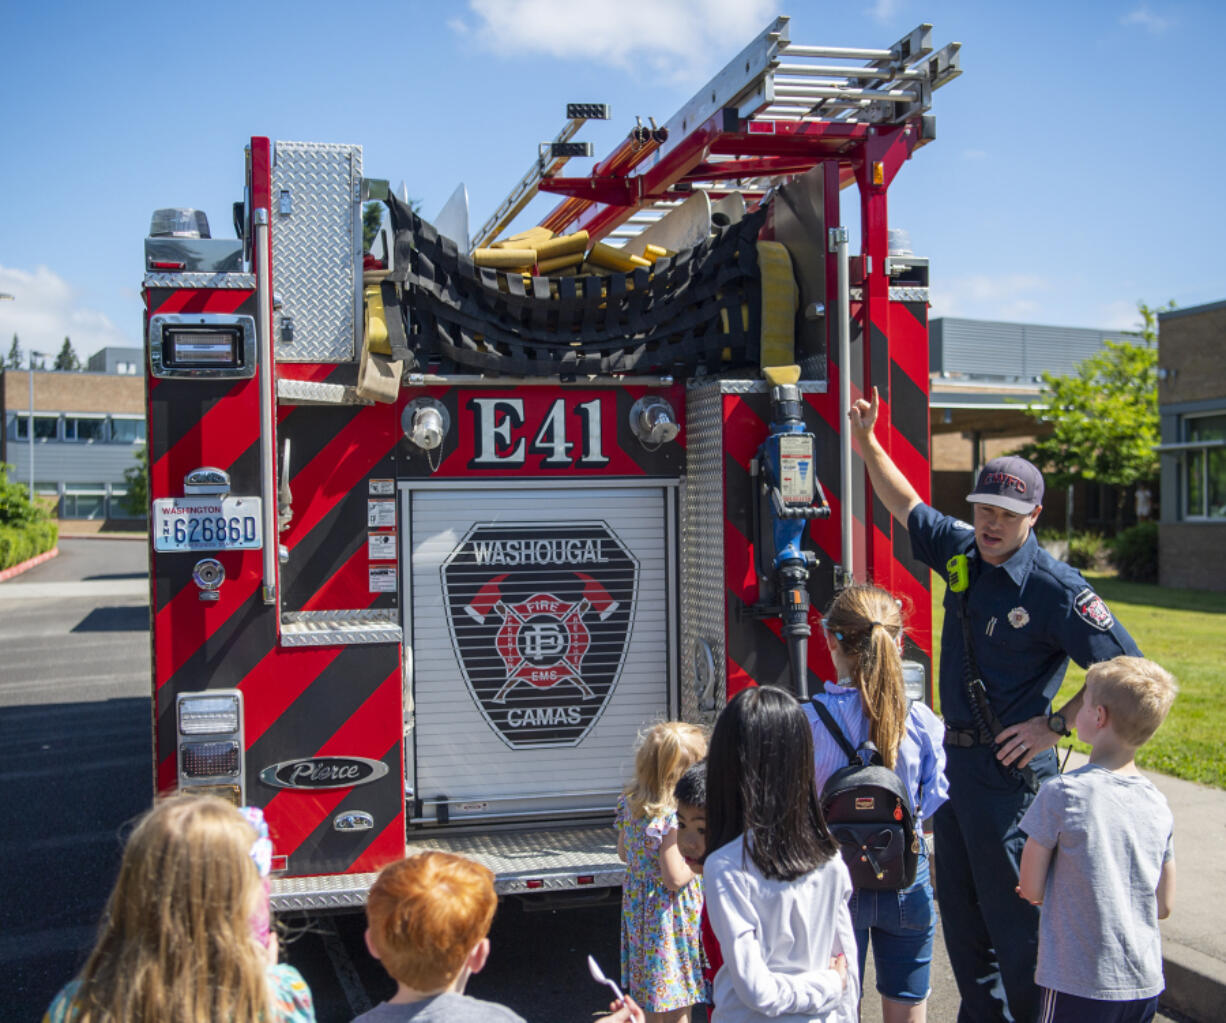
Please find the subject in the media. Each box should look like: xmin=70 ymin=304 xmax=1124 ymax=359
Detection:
xmin=804 ymin=681 xmax=949 ymax=828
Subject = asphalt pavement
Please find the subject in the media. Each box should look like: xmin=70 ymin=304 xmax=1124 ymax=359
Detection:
xmin=0 ymin=538 xmax=152 ymax=1015
xmin=1 ymin=539 xmax=1219 ymax=1021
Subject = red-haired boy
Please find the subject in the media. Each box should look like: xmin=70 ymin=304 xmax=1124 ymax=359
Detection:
xmin=357 ymin=851 xmax=642 ymax=1023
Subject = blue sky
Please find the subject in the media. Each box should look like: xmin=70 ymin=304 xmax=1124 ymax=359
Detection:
xmin=1 ymin=0 xmax=1221 ymax=362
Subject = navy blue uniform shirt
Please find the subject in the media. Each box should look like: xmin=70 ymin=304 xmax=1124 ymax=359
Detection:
xmin=908 ymin=503 xmax=1141 ymax=728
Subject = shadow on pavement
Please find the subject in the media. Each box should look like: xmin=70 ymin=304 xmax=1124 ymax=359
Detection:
xmin=0 ymin=697 xmax=150 ymax=1018
xmin=71 ymin=606 xmax=151 ymax=632
xmin=83 ymin=572 xmax=148 ymax=582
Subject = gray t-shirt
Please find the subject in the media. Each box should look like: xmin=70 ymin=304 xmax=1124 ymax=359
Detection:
xmin=352 ymin=992 xmax=526 ymax=1023
xmin=1020 ymin=763 xmax=1174 ymax=1000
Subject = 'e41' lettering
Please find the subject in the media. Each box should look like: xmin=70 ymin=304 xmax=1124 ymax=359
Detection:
xmin=469 ymin=397 xmax=609 ymax=468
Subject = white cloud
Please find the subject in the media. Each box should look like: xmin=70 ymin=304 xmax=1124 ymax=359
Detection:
xmin=870 ymin=0 xmax=906 ymax=25
xmin=928 ymin=273 xmax=1049 ymax=322
xmin=962 ymin=148 xmax=988 ymax=161
xmin=1121 ymin=6 xmax=1173 ymax=33
xmin=0 ymin=266 xmax=134 ymax=365
xmin=1097 ymin=299 xmax=1144 ymax=332
xmin=461 ymin=0 xmax=776 ymax=80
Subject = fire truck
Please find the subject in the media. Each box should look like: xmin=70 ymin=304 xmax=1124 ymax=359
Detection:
xmin=142 ymin=16 xmax=960 ymax=911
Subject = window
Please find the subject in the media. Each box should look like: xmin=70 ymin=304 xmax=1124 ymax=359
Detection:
xmin=64 ymin=416 xmax=107 ymax=442
xmin=62 ymin=483 xmax=107 ymax=520
xmin=14 ymin=415 xmax=59 ymax=441
xmin=111 ymin=417 xmax=147 ymax=443
xmin=108 ymin=486 xmax=145 ymax=520
xmin=1182 ymin=413 xmax=1226 ymax=520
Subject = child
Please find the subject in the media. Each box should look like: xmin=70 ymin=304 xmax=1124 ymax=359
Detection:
xmin=357 ymin=850 xmax=644 ymax=1023
xmin=808 ymin=584 xmax=948 ymax=1023
xmin=43 ymin=794 xmax=314 ymax=1023
xmin=1017 ymin=656 xmax=1178 ymax=1023
xmin=357 ymin=851 xmax=523 ymax=1022
xmin=704 ymin=686 xmax=857 ymax=1022
xmin=673 ymin=761 xmax=722 ymax=1007
xmin=617 ymin=721 xmax=708 ymax=1023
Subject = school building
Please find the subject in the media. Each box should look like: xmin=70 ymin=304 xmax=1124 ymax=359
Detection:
xmin=927 ymin=316 xmax=1138 ymax=533
xmin=1155 ymin=300 xmax=1226 ymax=592
xmin=0 ymin=347 xmax=146 ymax=529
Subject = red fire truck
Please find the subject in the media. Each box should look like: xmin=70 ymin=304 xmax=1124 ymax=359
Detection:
xmin=142 ymin=16 xmax=960 ymax=911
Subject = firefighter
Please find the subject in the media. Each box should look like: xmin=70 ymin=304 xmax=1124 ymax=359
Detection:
xmin=848 ymin=388 xmax=1140 ymax=1023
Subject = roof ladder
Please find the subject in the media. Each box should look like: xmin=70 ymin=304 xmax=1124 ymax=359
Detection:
xmin=474 ymin=16 xmax=962 ymax=249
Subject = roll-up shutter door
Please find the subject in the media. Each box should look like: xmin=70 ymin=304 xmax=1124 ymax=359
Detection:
xmin=406 ymin=486 xmax=671 ymax=822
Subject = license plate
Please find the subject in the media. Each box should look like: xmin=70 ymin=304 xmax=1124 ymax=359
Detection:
xmin=153 ymin=496 xmax=263 ymax=552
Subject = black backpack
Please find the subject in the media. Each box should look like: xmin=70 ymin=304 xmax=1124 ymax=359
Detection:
xmin=810 ymin=698 xmax=920 ymax=891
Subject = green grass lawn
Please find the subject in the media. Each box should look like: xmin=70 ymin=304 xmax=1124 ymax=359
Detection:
xmin=930 ymin=572 xmax=1226 ymax=790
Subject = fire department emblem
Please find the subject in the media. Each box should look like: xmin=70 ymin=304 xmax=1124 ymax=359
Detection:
xmin=1074 ymin=587 xmax=1114 ymax=632
xmin=442 ymin=521 xmax=639 ymax=748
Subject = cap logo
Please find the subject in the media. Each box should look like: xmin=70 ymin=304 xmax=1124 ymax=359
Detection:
xmin=980 ymin=471 xmax=1027 ymax=494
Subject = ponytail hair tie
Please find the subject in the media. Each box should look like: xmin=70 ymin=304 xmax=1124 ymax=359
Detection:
xmin=870 ymin=621 xmax=884 ymax=630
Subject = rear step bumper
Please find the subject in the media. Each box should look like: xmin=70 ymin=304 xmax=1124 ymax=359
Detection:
xmin=271 ymin=823 xmax=624 ymax=912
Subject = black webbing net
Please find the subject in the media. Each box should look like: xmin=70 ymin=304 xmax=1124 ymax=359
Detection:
xmin=385 ymin=194 xmax=767 ymax=378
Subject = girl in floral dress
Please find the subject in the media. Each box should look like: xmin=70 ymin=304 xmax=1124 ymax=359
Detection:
xmin=617 ymin=721 xmax=708 ymax=1023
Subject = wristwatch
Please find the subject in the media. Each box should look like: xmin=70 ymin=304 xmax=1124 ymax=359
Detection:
xmin=1047 ymin=711 xmax=1071 ymax=737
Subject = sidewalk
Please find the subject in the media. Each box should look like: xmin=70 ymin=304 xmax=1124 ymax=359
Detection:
xmin=1065 ymin=750 xmax=1226 ymax=1022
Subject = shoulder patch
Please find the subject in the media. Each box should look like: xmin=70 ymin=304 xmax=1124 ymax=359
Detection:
xmin=1074 ymin=588 xmax=1114 ymax=632
xmin=952 ymin=519 xmax=974 ymax=531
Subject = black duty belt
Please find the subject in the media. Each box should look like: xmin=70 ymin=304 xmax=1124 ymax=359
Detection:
xmin=944 ymin=726 xmax=990 ymax=748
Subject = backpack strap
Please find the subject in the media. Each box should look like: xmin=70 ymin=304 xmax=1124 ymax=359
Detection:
xmin=810 ymin=696 xmax=859 ymax=766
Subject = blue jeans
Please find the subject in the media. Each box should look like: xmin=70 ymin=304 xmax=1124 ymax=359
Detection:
xmin=850 ymin=849 xmax=935 ymax=1004
xmin=935 ymin=745 xmax=1058 ymax=1023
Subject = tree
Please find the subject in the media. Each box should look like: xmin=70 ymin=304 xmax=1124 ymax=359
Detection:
xmin=364 ymin=195 xmax=422 ymax=255
xmin=54 ymin=336 xmax=81 ymax=371
xmin=122 ymin=446 xmax=148 ymax=517
xmin=0 ymin=462 xmax=47 ymax=525
xmin=1133 ymin=299 xmax=1176 ymax=345
xmin=362 ymin=201 xmax=384 ymax=254
xmin=1014 ymin=300 xmax=1171 ymax=532
xmin=5 ymin=333 xmax=21 ymax=369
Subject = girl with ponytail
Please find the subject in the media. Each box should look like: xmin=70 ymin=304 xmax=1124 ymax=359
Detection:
xmin=805 ymin=584 xmax=949 ymax=1023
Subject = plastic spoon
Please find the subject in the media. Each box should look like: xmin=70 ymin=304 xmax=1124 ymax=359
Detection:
xmin=587 ymin=954 xmax=625 ymax=1004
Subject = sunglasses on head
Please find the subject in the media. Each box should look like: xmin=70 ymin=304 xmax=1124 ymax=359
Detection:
xmin=819 ymin=618 xmax=844 ymax=641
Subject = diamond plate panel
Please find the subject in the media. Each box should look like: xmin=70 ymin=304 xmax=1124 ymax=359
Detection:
xmin=276 ymin=378 xmax=370 ymax=405
xmin=269 ymin=824 xmax=623 ymax=910
xmin=714 ymin=379 xmax=828 ymax=395
xmin=848 ymin=287 xmax=930 ymax=304
xmin=271 ymin=141 xmax=362 ymax=363
xmin=143 ymin=272 xmax=255 ymax=289
xmin=681 ymin=381 xmax=727 ymax=724
xmin=280 ymin=611 xmax=402 ymax=647
xmin=283 ymin=609 xmax=398 ymax=624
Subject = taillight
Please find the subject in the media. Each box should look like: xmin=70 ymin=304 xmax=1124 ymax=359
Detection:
xmin=179 ymin=694 xmax=240 ymax=734
xmin=181 ymin=740 xmax=240 ymax=778
xmin=176 ymin=690 xmax=244 ymax=801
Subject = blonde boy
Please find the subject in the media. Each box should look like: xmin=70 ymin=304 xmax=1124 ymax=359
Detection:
xmin=357 ymin=851 xmax=526 ymax=1022
xmin=1017 ymin=656 xmax=1178 ymax=1023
